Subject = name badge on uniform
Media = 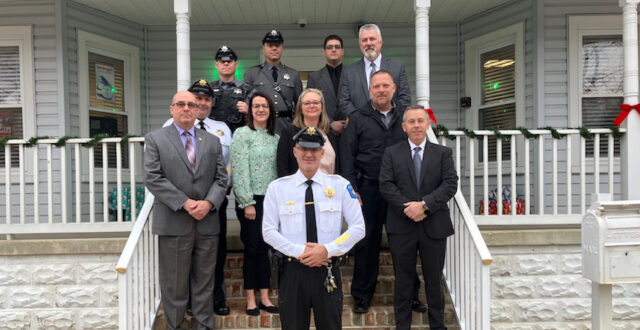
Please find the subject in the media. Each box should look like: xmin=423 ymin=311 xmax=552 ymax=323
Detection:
xmin=283 ymin=73 xmax=290 ymax=80
xmin=216 ymin=129 xmax=224 ymax=136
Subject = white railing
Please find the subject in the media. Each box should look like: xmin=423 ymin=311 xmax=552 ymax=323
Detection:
xmin=438 ymin=128 xmax=626 ymax=225
xmin=116 ymin=193 xmax=160 ymax=330
xmin=0 ymin=137 xmax=145 ymax=237
xmin=428 ymin=129 xmax=492 ymax=330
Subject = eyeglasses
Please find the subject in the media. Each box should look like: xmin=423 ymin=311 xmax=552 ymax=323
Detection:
xmin=302 ymin=101 xmax=321 ymax=107
xmin=172 ymin=102 xmax=197 ymax=109
xmin=324 ymin=45 xmax=342 ymax=50
xmin=252 ymin=104 xmax=269 ymax=109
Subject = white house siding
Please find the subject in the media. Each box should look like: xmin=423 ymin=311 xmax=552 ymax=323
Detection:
xmin=457 ymin=0 xmax=536 ymax=214
xmin=65 ymin=0 xmax=147 ymax=136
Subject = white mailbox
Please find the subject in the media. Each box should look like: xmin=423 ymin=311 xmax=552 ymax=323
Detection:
xmin=582 ymin=200 xmax=640 ymax=284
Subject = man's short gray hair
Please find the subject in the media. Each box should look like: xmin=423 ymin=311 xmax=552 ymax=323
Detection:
xmin=358 ymin=24 xmax=382 ymax=40
xmin=402 ymin=105 xmax=429 ymax=122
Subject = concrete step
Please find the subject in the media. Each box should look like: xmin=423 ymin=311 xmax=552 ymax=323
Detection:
xmin=153 ymin=252 xmax=459 ymax=329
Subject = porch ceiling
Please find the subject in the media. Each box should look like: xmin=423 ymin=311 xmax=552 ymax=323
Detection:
xmin=71 ymin=0 xmax=512 ymax=26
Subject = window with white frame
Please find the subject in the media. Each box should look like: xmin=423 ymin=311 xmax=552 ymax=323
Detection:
xmin=77 ymin=30 xmax=140 ymax=169
xmin=569 ymin=15 xmax=622 ymax=157
xmin=465 ymin=22 xmax=525 ymax=163
xmin=0 ymin=26 xmax=35 ymax=168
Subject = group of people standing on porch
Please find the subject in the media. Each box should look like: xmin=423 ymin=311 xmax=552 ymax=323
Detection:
xmin=143 ymin=23 xmax=458 ymax=330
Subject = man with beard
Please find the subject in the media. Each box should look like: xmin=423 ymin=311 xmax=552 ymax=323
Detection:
xmin=244 ymin=29 xmax=303 ymax=127
xmin=339 ymin=70 xmax=424 ymax=315
xmin=338 ymin=23 xmax=411 ymax=120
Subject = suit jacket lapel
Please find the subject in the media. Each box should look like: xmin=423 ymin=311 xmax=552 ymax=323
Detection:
xmin=356 ymin=59 xmax=368 ymax=100
xmin=167 ymin=125 xmax=194 ymax=173
xmin=319 ymin=67 xmax=336 ymax=99
xmin=194 ymin=128 xmax=206 ymax=173
xmin=380 ymin=55 xmax=389 ymax=71
xmin=404 ymin=140 xmax=419 ymax=191
xmin=420 ymin=140 xmax=434 ymax=187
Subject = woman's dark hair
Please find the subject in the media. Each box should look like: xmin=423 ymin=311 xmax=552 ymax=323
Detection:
xmin=247 ymin=92 xmax=277 ymax=135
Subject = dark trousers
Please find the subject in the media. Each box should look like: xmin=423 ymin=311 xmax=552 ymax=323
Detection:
xmin=213 ymin=197 xmax=229 ymax=304
xmin=351 ymin=183 xmax=421 ymax=304
xmin=389 ymin=229 xmax=447 ymax=330
xmin=279 ymin=261 xmax=343 ymax=330
xmin=158 ymin=228 xmax=218 ymax=330
xmin=236 ymin=195 xmax=271 ymax=289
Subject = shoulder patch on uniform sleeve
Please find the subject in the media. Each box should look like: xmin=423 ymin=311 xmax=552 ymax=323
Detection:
xmin=347 ymin=184 xmax=357 ymax=199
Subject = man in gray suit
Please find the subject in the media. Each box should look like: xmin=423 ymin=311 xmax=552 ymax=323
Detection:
xmin=338 ymin=23 xmax=411 ymax=119
xmin=307 ymin=34 xmax=347 ymax=135
xmin=144 ymin=90 xmax=228 ymax=330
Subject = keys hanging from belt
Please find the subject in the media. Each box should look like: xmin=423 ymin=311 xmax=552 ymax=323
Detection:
xmin=324 ymin=263 xmax=337 ymax=293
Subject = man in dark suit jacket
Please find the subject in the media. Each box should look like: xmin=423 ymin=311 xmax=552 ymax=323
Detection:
xmin=144 ymin=90 xmax=228 ymax=330
xmin=307 ymin=34 xmax=347 ymax=135
xmin=379 ymin=106 xmax=458 ymax=330
xmin=338 ymin=23 xmax=411 ymax=119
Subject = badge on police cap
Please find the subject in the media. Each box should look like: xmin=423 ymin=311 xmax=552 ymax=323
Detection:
xmin=199 ymin=79 xmax=207 ymax=87
xmin=283 ymin=73 xmax=290 ymax=80
xmin=306 ymin=126 xmax=316 ymax=135
xmin=221 ymin=45 xmax=228 ymax=52
xmin=270 ymin=30 xmax=277 ymax=36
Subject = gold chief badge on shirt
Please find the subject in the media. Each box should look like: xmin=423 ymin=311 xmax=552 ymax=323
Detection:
xmin=324 ymin=187 xmax=335 ymax=198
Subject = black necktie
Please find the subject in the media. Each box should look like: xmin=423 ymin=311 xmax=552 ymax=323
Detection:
xmin=199 ymin=121 xmax=206 ymax=131
xmin=272 ymin=66 xmax=278 ymax=82
xmin=305 ymin=180 xmax=318 ymax=243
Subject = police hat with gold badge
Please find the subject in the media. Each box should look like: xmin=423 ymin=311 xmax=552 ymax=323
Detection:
xmin=188 ymin=78 xmax=213 ymax=97
xmin=262 ymin=29 xmax=284 ymax=44
xmin=215 ymin=45 xmax=237 ymax=62
xmin=293 ymin=126 xmax=326 ymax=149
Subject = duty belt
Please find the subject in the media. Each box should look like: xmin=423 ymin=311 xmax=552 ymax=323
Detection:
xmin=283 ymin=255 xmax=348 ymax=267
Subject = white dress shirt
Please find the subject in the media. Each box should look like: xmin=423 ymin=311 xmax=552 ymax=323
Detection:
xmin=364 ymin=54 xmax=382 ymax=87
xmin=262 ymin=170 xmax=365 ymax=259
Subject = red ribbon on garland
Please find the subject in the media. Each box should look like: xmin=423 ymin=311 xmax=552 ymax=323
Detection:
xmin=426 ymin=108 xmax=438 ymax=126
xmin=613 ymin=103 xmax=640 ymax=127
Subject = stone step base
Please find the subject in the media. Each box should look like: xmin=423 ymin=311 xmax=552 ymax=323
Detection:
xmin=154 ymin=304 xmax=460 ymax=329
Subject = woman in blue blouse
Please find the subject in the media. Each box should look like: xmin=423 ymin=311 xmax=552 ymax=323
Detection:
xmin=230 ymin=92 xmax=280 ymax=316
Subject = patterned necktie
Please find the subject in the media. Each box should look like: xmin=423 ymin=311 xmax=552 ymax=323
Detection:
xmin=305 ymin=179 xmax=318 ymax=243
xmin=413 ymin=146 xmax=422 ymax=188
xmin=199 ymin=121 xmax=206 ymax=131
xmin=369 ymin=62 xmax=377 ymax=87
xmin=272 ymin=66 xmax=278 ymax=82
xmin=183 ymin=131 xmax=195 ymax=171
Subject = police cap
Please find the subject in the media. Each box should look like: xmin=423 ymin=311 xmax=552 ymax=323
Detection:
xmin=293 ymin=126 xmax=325 ymax=149
xmin=188 ymin=79 xmax=213 ymax=97
xmin=262 ymin=29 xmax=284 ymax=44
xmin=215 ymin=45 xmax=237 ymax=62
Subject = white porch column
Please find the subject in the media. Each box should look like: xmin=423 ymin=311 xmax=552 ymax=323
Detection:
xmin=174 ymin=0 xmax=191 ymax=91
xmin=619 ymin=0 xmax=640 ymax=200
xmin=415 ymin=0 xmax=431 ymax=109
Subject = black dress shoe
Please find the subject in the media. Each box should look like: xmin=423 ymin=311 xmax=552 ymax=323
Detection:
xmin=258 ymin=302 xmax=279 ymax=313
xmin=214 ymin=303 xmax=230 ymax=316
xmin=412 ymin=300 xmax=427 ymax=313
xmin=246 ymin=306 xmax=260 ymax=316
xmin=353 ymin=300 xmax=369 ymax=314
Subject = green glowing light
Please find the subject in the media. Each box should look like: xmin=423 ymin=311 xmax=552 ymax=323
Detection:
xmin=492 ymin=82 xmax=500 ymax=90
xmin=111 ymin=87 xmax=116 ymax=93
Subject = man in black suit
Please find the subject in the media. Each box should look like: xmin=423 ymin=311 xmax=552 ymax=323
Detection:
xmin=379 ymin=106 xmax=458 ymax=330
xmin=338 ymin=23 xmax=411 ymax=120
xmin=307 ymin=35 xmax=346 ymax=135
